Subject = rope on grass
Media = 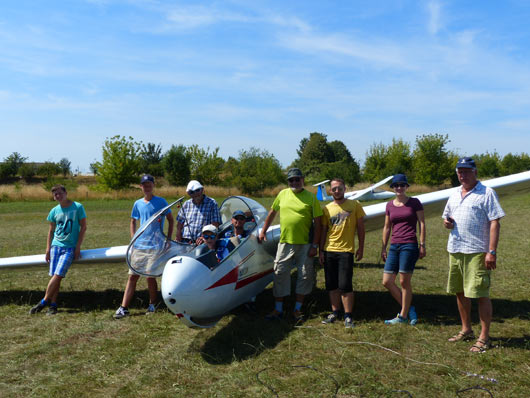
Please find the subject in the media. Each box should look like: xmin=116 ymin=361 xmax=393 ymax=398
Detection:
xmin=295 ymin=325 xmax=498 ymax=384
xmin=456 ymin=385 xmax=494 ymax=397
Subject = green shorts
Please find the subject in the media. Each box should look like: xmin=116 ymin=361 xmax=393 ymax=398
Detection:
xmin=447 ymin=253 xmax=490 ymax=298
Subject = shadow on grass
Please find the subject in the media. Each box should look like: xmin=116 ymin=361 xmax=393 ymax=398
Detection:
xmin=195 ymin=284 xmax=530 ymax=364
xmin=355 ymin=261 xmax=427 ymax=271
xmin=0 ymin=288 xmax=161 ymax=312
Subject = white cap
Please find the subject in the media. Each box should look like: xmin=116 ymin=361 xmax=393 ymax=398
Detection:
xmin=201 ymin=224 xmax=218 ymax=235
xmin=186 ymin=180 xmax=203 ymax=192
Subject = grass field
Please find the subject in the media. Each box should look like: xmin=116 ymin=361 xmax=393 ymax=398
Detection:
xmin=1 ymin=193 xmax=529 ymax=398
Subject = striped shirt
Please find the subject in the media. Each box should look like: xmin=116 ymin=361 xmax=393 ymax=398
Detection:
xmin=177 ymin=195 xmax=221 ymax=241
xmin=442 ymin=181 xmax=505 ymax=254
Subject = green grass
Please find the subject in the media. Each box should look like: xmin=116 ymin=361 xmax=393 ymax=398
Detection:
xmin=1 ymin=194 xmax=529 ymax=398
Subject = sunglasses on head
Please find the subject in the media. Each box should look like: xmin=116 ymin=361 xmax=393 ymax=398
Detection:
xmin=288 ymin=177 xmax=301 ymax=183
xmin=393 ymin=183 xmax=408 ymax=188
xmin=188 ymin=188 xmax=202 ymax=194
xmin=202 ymin=234 xmax=216 ymax=239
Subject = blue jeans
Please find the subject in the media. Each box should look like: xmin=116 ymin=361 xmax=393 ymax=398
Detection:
xmin=384 ymin=243 xmax=419 ymax=274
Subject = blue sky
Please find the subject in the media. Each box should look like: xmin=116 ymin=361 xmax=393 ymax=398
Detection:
xmin=1 ymin=0 xmax=529 ymax=173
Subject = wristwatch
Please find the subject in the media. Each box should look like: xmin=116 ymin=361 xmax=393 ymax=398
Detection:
xmin=489 ymin=250 xmax=496 ymax=256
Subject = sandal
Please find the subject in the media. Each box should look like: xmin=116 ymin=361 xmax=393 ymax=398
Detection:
xmin=448 ymin=330 xmax=475 ymax=342
xmin=470 ymin=338 xmax=491 ymax=353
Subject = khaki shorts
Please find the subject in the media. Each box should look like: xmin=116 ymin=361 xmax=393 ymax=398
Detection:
xmin=272 ymin=242 xmax=313 ymax=298
xmin=447 ymin=252 xmax=490 ymax=298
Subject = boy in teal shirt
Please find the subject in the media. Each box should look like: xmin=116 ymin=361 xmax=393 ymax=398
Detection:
xmin=29 ymin=185 xmax=87 ymax=315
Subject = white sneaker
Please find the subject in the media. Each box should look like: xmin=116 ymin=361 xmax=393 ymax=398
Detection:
xmin=114 ymin=306 xmax=129 ymax=319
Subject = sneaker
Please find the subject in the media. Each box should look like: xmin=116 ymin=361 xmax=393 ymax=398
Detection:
xmin=344 ymin=316 xmax=354 ymax=329
xmin=146 ymin=304 xmax=156 ymax=315
xmin=29 ymin=302 xmax=46 ymax=315
xmin=46 ymin=306 xmax=58 ymax=315
xmin=384 ymin=314 xmax=408 ymax=325
xmin=408 ymin=306 xmax=418 ymax=325
xmin=114 ymin=306 xmax=130 ymax=319
xmin=264 ymin=310 xmax=283 ymax=321
xmin=322 ymin=313 xmax=339 ymax=324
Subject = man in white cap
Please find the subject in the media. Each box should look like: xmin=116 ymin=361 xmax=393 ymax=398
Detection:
xmin=176 ymin=180 xmax=221 ymax=244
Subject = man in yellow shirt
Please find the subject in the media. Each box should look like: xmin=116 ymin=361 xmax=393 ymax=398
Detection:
xmin=319 ymin=178 xmax=365 ymax=328
xmin=259 ymin=168 xmax=322 ymax=321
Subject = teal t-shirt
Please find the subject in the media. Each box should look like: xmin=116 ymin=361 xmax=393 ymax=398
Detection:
xmin=47 ymin=202 xmax=87 ymax=248
xmin=272 ymin=188 xmax=323 ymax=244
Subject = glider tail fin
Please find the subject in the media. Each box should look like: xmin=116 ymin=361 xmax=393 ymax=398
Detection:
xmin=313 ymin=180 xmax=332 ymax=201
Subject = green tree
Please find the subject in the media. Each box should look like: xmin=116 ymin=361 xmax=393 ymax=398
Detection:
xmin=38 ymin=162 xmax=61 ymax=179
xmin=89 ymin=161 xmax=99 ymax=176
xmin=187 ymin=145 xmax=224 ymax=185
xmin=412 ymin=133 xmax=455 ymax=186
xmin=3 ymin=152 xmax=27 ymax=177
xmin=297 ymin=132 xmax=334 ymax=176
xmin=139 ymin=142 xmax=164 ymax=177
xmin=473 ymin=151 xmax=501 ymax=178
xmin=500 ymin=153 xmax=530 ymax=175
xmin=95 ymin=135 xmax=141 ymax=190
xmin=19 ymin=163 xmax=38 ymax=181
xmin=58 ymin=158 xmax=71 ymax=177
xmin=162 ymin=145 xmax=191 ymax=186
xmin=363 ymin=142 xmax=389 ymax=182
xmin=231 ymin=148 xmax=283 ymax=194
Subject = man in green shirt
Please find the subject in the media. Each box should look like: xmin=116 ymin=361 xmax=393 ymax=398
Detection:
xmin=259 ymin=168 xmax=322 ymax=321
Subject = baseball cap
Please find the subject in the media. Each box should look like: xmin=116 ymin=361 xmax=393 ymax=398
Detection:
xmin=140 ymin=174 xmax=155 ymax=184
xmin=186 ymin=180 xmax=204 ymax=192
xmin=456 ymin=157 xmax=476 ymax=169
xmin=287 ymin=168 xmax=303 ymax=179
xmin=232 ymin=210 xmax=245 ymax=218
xmin=201 ymin=224 xmax=218 ymax=235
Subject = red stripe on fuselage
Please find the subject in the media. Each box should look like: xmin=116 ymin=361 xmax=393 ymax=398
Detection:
xmin=235 ymin=268 xmax=273 ymax=290
xmin=205 ymin=267 xmax=239 ymax=290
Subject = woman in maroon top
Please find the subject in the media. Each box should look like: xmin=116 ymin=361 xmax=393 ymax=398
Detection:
xmin=381 ymin=174 xmax=426 ymax=325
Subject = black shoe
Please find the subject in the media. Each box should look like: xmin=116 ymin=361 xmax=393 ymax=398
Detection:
xmin=29 ymin=302 xmax=46 ymax=315
xmin=46 ymin=306 xmax=58 ymax=315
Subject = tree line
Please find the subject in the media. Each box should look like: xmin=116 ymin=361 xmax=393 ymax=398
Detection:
xmin=2 ymin=133 xmax=529 ymax=194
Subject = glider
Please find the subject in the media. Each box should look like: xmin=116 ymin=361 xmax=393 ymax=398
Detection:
xmin=1 ymin=170 xmax=530 ymax=328
xmin=314 ymin=176 xmax=395 ymax=202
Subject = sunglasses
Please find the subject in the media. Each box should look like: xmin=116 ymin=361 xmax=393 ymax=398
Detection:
xmin=288 ymin=177 xmax=301 ymax=183
xmin=331 ymin=186 xmax=344 ymax=192
xmin=188 ymin=188 xmax=202 ymax=194
xmin=393 ymin=183 xmax=408 ymax=188
xmin=202 ymin=234 xmax=216 ymax=239
xmin=233 ymin=216 xmax=245 ymax=221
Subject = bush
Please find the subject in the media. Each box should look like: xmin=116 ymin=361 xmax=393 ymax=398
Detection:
xmin=162 ymin=145 xmax=191 ymax=186
xmin=95 ymin=135 xmax=141 ymax=190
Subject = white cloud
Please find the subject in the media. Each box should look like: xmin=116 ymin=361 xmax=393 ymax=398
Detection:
xmin=427 ymin=0 xmax=442 ymax=35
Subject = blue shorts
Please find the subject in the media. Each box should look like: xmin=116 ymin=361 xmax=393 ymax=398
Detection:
xmin=49 ymin=246 xmax=75 ymax=277
xmin=384 ymin=243 xmax=419 ymax=274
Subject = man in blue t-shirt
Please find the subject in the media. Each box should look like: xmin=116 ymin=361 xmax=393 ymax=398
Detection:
xmin=29 ymin=184 xmax=87 ymax=315
xmin=114 ymin=175 xmax=174 ymax=319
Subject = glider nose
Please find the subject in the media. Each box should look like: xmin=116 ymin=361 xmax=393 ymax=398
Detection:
xmin=161 ymin=256 xmax=209 ymax=316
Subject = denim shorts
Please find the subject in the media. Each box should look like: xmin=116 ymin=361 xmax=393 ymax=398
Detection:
xmin=384 ymin=243 xmax=419 ymax=274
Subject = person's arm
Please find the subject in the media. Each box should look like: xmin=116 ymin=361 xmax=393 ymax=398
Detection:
xmin=356 ymin=217 xmax=365 ymax=262
xmin=74 ymin=218 xmax=87 ymax=260
xmin=308 ymin=216 xmax=321 ymax=257
xmin=176 ymin=221 xmax=184 ymax=241
xmin=417 ymin=210 xmax=426 ymax=259
xmin=258 ymin=209 xmax=277 ymax=242
xmin=381 ymin=214 xmax=391 ymax=261
xmin=130 ymin=218 xmax=137 ymax=239
xmin=165 ymin=213 xmax=174 ymax=241
xmin=485 ymin=219 xmax=501 ymax=270
xmin=45 ymin=222 xmax=56 ymax=263
xmin=319 ymin=224 xmax=328 ymax=266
